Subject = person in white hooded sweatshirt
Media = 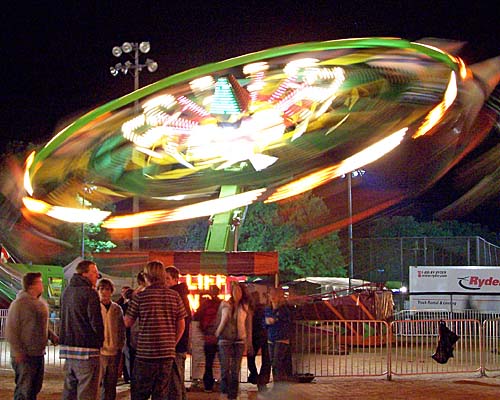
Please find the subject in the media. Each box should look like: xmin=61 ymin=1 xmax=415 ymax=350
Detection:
xmin=97 ymin=278 xmax=125 ymax=400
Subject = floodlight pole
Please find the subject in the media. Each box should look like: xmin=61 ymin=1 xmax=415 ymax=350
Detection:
xmin=80 ymin=184 xmax=86 ymax=259
xmin=110 ymin=42 xmax=158 ymax=250
xmin=132 ymin=46 xmax=142 ymax=112
xmin=81 ymin=221 xmax=85 ymax=258
xmin=131 ymin=47 xmax=140 ymax=250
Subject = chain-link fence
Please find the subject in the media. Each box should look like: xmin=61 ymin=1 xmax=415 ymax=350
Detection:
xmin=352 ymin=236 xmax=500 ymax=285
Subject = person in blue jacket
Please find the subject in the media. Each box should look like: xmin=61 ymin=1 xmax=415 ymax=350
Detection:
xmin=265 ymin=287 xmax=293 ymax=384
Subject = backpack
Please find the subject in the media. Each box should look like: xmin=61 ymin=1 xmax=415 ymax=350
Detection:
xmin=198 ymin=298 xmax=221 ymax=343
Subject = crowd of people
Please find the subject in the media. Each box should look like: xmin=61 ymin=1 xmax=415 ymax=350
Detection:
xmin=5 ymin=259 xmax=293 ymax=400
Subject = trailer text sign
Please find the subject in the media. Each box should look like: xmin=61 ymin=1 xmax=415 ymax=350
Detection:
xmin=410 ymin=266 xmax=500 ymax=294
xmin=409 ymin=266 xmax=500 ymax=311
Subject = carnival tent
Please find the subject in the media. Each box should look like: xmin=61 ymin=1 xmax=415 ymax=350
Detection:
xmin=92 ymin=250 xmax=279 ymax=277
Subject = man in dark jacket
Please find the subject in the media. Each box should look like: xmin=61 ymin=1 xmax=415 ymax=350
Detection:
xmin=165 ymin=265 xmax=192 ymax=400
xmin=59 ymin=260 xmax=104 ymax=400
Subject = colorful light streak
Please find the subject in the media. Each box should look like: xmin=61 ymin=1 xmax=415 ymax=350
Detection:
xmin=265 ymin=127 xmax=408 ymax=203
xmin=22 ymin=197 xmax=111 ymax=224
xmin=102 ymin=188 xmax=266 ymax=229
xmin=412 ymin=71 xmax=458 ymax=139
xmin=23 ymin=151 xmax=35 ymax=196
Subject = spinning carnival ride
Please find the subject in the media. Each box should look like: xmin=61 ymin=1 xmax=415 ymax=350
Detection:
xmin=22 ymin=38 xmax=500 ymax=250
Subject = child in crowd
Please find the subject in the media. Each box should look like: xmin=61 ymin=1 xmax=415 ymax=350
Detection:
xmin=97 ymin=278 xmax=125 ymax=400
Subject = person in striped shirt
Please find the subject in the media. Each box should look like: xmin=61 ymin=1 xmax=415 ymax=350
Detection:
xmin=125 ymin=261 xmax=187 ymax=400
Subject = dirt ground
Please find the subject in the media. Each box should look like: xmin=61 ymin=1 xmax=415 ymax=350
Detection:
xmin=2 ymin=371 xmax=500 ymax=399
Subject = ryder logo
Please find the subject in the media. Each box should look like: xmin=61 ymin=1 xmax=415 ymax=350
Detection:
xmin=458 ymin=276 xmax=500 ymax=290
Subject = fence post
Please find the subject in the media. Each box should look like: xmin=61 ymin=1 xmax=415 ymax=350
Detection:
xmin=387 ymin=321 xmax=393 ymax=381
xmin=480 ymin=320 xmax=485 ymax=377
xmin=467 ymin=237 xmax=471 ymax=265
xmin=476 ymin=236 xmax=481 ymax=265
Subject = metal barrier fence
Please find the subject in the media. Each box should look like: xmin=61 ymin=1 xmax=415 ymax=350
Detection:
xmin=390 ymin=319 xmax=482 ymax=378
xmin=482 ymin=318 xmax=500 ymax=375
xmin=1 ymin=316 xmax=499 ymax=380
xmin=293 ymin=318 xmax=494 ymax=379
xmin=293 ymin=320 xmax=389 ymax=377
xmin=0 ymin=319 xmax=64 ymax=370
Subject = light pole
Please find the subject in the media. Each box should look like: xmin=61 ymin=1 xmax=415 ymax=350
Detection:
xmin=347 ymin=172 xmax=353 ymax=292
xmin=81 ymin=187 xmax=86 ymax=258
xmin=80 ymin=184 xmax=96 ymax=258
xmin=110 ymin=42 xmax=158 ymax=250
xmin=345 ymin=169 xmax=365 ymax=292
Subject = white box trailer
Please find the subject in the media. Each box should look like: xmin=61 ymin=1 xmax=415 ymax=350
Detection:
xmin=409 ymin=266 xmax=500 ymax=311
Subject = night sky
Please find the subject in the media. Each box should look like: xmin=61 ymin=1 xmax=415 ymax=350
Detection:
xmin=3 ymin=1 xmax=500 ymax=230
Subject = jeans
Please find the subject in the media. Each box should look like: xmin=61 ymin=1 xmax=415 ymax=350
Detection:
xmin=100 ymin=354 xmax=121 ymax=400
xmin=62 ymin=357 xmax=101 ymax=400
xmin=122 ymin=345 xmax=131 ymax=383
xmin=218 ymin=341 xmax=245 ymax=400
xmin=131 ymin=357 xmax=174 ymax=400
xmin=268 ymin=341 xmax=292 ymax=382
xmin=166 ymin=352 xmax=187 ymax=400
xmin=11 ymin=355 xmax=44 ymax=400
xmin=202 ymin=343 xmax=218 ymax=391
xmin=128 ymin=346 xmax=137 ymax=386
xmin=247 ymin=333 xmax=271 ymax=386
